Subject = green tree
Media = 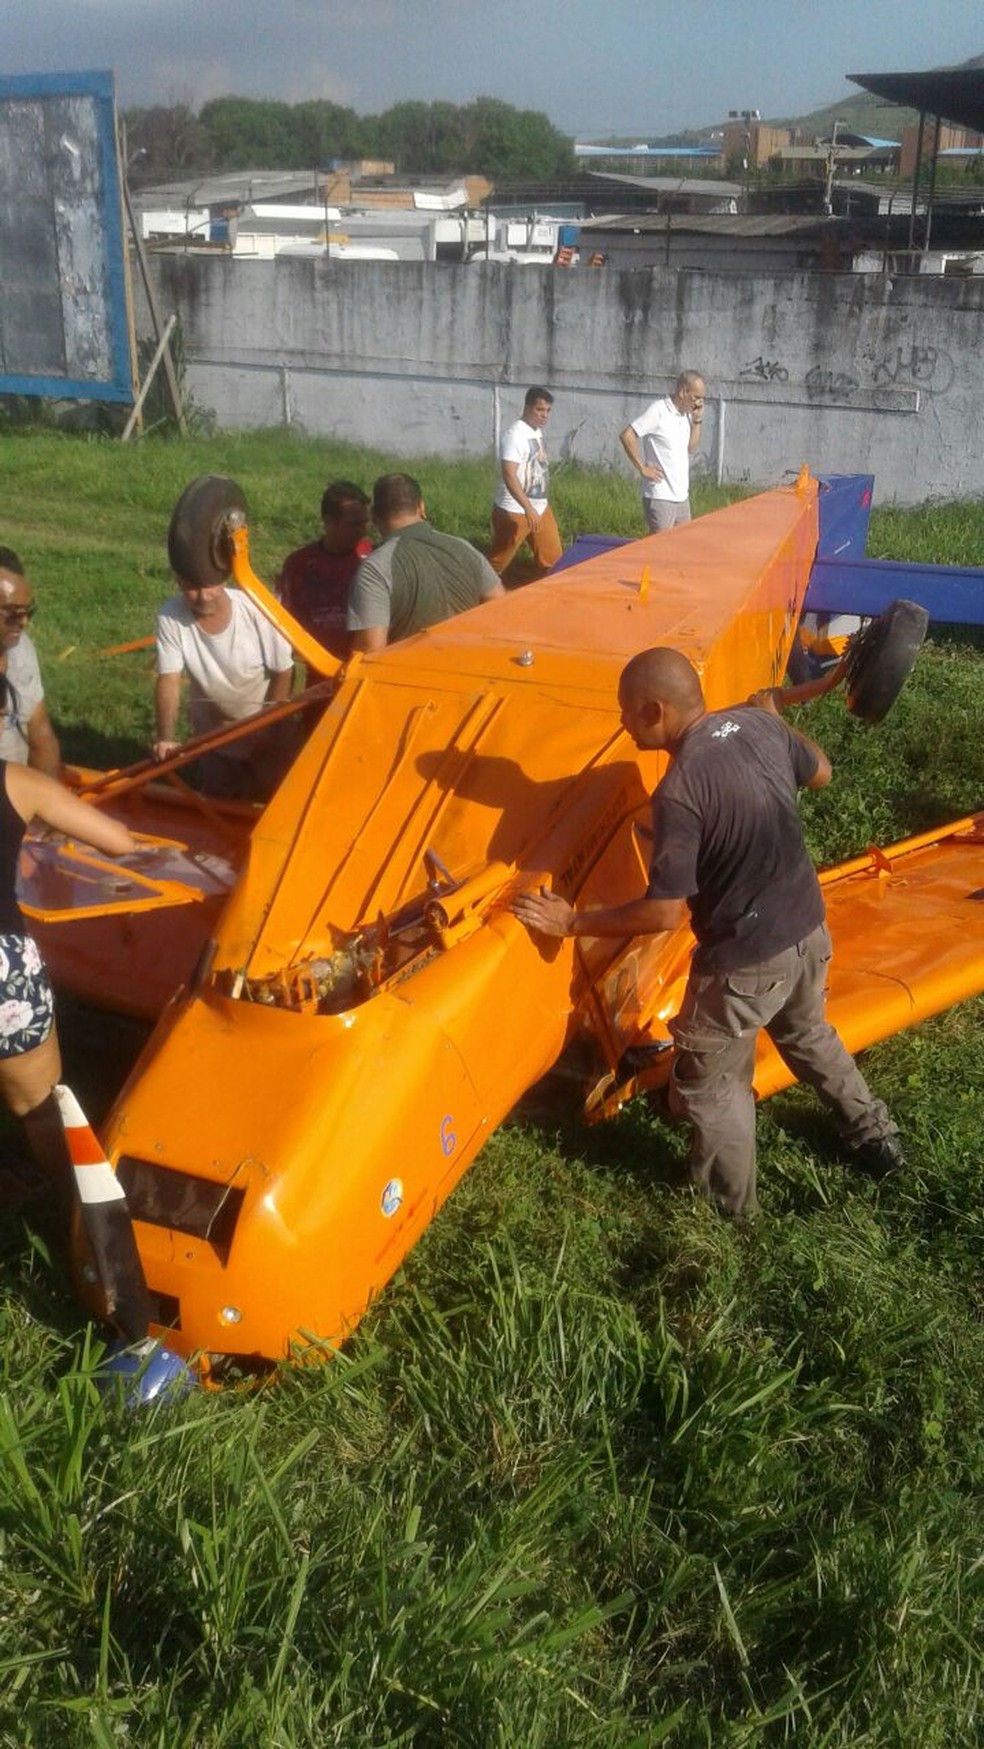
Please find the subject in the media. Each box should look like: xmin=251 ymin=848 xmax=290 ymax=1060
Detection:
xmin=373 ymin=101 xmax=464 ymax=172
xmin=370 ymin=97 xmax=571 ymax=177
xmin=292 ymin=100 xmax=365 ymax=167
xmin=200 ymin=97 xmax=304 ymax=168
xmin=133 ymin=92 xmax=574 ymax=183
xmin=461 ymin=97 xmax=573 ymax=177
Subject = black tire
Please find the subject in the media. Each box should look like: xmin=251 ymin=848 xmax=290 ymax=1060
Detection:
xmin=167 ymin=475 xmax=248 ymax=588
xmin=843 ymin=599 xmax=929 ymax=724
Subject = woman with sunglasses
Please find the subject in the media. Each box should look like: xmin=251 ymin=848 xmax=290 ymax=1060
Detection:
xmin=0 ymin=547 xmax=60 ymax=776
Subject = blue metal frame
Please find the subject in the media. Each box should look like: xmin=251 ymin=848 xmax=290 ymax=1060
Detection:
xmin=0 ymin=69 xmax=133 ymax=403
xmin=805 ymin=558 xmax=984 ymax=626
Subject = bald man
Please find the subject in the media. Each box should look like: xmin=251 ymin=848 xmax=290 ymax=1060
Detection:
xmin=512 ymin=647 xmax=901 ymax=1218
xmin=619 ymin=371 xmax=705 ymax=533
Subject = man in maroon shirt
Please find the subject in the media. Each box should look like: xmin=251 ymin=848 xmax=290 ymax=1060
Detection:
xmin=277 ymin=481 xmax=372 ymax=677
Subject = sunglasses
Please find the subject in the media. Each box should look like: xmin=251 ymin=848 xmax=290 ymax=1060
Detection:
xmin=0 ymin=604 xmax=36 ymax=624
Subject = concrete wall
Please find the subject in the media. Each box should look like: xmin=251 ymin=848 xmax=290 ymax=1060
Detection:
xmin=148 ymin=255 xmax=984 ymax=504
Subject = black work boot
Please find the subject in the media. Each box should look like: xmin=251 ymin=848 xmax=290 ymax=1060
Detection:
xmin=848 ymin=1132 xmax=905 ymax=1178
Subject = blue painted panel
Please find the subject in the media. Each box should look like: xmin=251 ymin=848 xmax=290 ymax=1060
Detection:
xmin=0 ymin=69 xmax=133 ymax=404
xmin=549 ymin=534 xmax=628 ymax=573
xmin=805 ymin=558 xmax=984 ymax=626
xmin=816 ymin=474 xmax=875 ymax=558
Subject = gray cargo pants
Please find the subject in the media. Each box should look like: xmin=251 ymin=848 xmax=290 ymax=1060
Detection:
xmin=667 ymin=922 xmax=897 ymax=1217
xmin=644 ymin=497 xmax=691 ymax=533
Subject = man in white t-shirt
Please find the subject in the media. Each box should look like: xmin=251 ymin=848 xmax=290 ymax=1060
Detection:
xmin=154 ymin=578 xmax=295 ymax=799
xmin=489 ymin=386 xmax=564 ymax=579
xmin=619 ymin=371 xmax=706 ymax=533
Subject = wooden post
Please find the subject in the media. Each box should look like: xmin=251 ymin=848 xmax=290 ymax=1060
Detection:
xmin=121 ymin=174 xmax=189 ymax=436
xmin=117 ymin=118 xmax=143 ymax=435
xmin=121 ymin=314 xmax=177 ymax=441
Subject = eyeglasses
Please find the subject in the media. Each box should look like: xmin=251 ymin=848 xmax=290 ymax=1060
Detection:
xmin=0 ymin=605 xmax=35 ymax=625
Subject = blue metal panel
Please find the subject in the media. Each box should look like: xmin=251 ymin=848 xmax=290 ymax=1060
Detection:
xmin=816 ymin=473 xmax=875 ymax=558
xmin=550 ymin=535 xmax=628 ymax=574
xmin=0 ymin=69 xmax=133 ymax=404
xmin=0 ymin=70 xmax=117 ymax=101
xmin=805 ymin=558 xmax=984 ymax=627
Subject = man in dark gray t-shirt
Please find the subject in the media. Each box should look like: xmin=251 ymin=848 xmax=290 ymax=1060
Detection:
xmin=646 ymin=704 xmax=825 ymax=970
xmin=348 ymin=473 xmax=504 ymax=650
xmin=512 ymin=645 xmax=901 ymax=1218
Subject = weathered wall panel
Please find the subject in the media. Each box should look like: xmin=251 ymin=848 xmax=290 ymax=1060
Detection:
xmin=147 ymin=256 xmax=984 ymax=505
xmin=0 ymin=70 xmax=132 ymax=403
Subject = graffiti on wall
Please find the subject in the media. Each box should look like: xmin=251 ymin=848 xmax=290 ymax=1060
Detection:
xmin=873 ymin=344 xmax=954 ymax=396
xmin=740 ymin=356 xmax=789 ymax=383
xmin=734 ymin=338 xmax=954 ymax=402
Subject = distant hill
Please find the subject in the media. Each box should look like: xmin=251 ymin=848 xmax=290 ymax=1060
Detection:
xmin=771 ymin=92 xmax=916 ymax=143
xmin=629 ymin=51 xmax=984 ymax=151
xmin=761 ymin=51 xmax=984 ymax=144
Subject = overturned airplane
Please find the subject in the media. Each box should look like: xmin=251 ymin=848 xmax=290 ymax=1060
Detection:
xmin=17 ymin=470 xmax=984 ymax=1373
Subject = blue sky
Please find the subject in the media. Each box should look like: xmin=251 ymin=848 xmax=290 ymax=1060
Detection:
xmin=5 ymin=0 xmax=982 ymax=136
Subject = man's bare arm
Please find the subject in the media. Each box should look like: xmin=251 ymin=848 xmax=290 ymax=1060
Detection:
xmin=351 ymin=626 xmax=388 ymax=653
xmin=512 ymin=887 xmax=685 ymax=940
xmin=265 ymin=666 xmax=293 ymax=705
xmin=25 ymin=701 xmax=61 ymax=778
xmin=619 ymin=425 xmax=664 ymax=484
xmin=153 ymin=671 xmax=183 ymax=760
xmin=747 ymin=689 xmax=832 ymax=788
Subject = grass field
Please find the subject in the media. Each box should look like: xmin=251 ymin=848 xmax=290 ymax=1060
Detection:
xmin=1 ymin=428 xmax=983 ymax=1746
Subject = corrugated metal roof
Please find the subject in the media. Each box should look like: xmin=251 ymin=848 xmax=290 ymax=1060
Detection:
xmin=136 ymin=171 xmax=324 ymax=208
xmin=848 ymin=65 xmax=984 ymax=133
xmin=135 ymin=171 xmax=478 ymax=210
xmin=586 ymin=171 xmax=741 ymax=197
xmin=580 ymin=212 xmax=845 ymax=238
xmin=574 ymin=143 xmax=720 ymax=159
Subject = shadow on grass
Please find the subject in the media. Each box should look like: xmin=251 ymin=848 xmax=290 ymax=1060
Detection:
xmin=0 ymin=1156 xmax=93 ymax=1346
xmin=55 ymin=718 xmax=149 ymax=773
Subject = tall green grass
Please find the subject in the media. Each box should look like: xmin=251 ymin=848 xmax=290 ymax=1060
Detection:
xmin=0 ymin=431 xmax=982 ymax=1745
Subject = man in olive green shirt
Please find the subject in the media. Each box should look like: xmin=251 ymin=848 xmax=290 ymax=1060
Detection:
xmin=347 ymin=473 xmax=504 ymax=650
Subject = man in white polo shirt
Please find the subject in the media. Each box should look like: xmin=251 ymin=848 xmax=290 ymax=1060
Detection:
xmin=619 ymin=370 xmax=706 ymax=533
xmin=154 ymin=575 xmax=294 ymax=800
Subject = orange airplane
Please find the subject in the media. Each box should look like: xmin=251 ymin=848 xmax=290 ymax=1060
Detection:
xmin=18 ymin=471 xmax=984 ymax=1375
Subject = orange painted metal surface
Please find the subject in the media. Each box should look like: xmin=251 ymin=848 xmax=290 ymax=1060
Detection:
xmin=70 ymin=477 xmax=824 ymax=1361
xmin=585 ymin=812 xmax=984 ymax=1119
xmin=758 ymin=812 xmax=984 ymax=1096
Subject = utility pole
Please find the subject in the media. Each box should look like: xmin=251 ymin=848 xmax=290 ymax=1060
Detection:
xmin=822 ymin=119 xmax=843 ymax=216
